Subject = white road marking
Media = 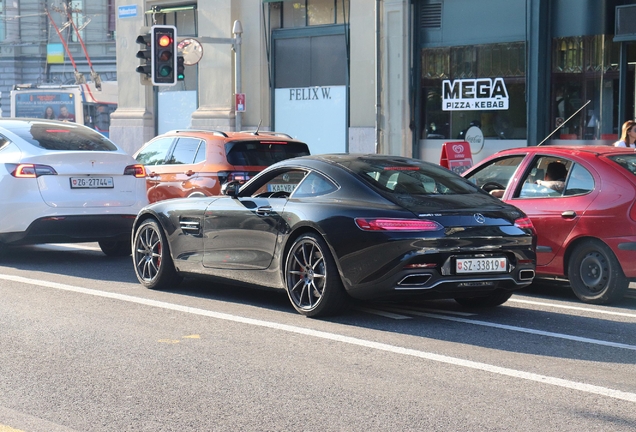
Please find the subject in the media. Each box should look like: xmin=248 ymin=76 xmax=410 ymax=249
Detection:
xmin=353 ymin=307 xmax=412 ymax=319
xmin=510 ymin=297 xmax=636 ymax=319
xmin=381 ymin=306 xmax=636 ymax=351
xmin=2 ymin=274 xmax=636 ymax=403
xmin=398 ymin=306 xmax=477 ymax=317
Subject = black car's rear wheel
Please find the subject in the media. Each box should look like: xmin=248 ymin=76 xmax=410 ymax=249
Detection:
xmin=132 ymin=219 xmax=182 ymax=290
xmin=98 ymin=240 xmax=131 ymax=257
xmin=284 ymin=233 xmax=347 ymax=317
xmin=567 ymin=239 xmax=628 ymax=304
xmin=454 ymin=291 xmax=512 ymax=308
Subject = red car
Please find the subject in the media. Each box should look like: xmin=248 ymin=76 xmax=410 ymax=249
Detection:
xmin=463 ymin=145 xmax=636 ymax=304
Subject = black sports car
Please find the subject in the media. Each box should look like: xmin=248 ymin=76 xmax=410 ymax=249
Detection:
xmin=132 ymin=154 xmax=536 ymax=317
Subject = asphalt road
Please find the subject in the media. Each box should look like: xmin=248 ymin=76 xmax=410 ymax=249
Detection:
xmin=1 ymin=243 xmax=635 ymax=431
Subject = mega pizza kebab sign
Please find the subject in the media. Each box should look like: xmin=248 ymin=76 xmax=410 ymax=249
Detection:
xmin=442 ymin=78 xmax=509 ymax=111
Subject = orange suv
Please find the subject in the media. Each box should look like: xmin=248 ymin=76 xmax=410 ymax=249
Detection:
xmin=133 ymin=129 xmax=310 ymax=203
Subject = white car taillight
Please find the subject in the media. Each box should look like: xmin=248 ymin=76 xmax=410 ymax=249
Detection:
xmin=124 ymin=164 xmax=146 ymax=178
xmin=8 ymin=163 xmax=58 ymax=178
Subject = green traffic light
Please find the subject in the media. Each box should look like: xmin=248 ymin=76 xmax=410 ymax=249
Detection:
xmin=159 ymin=65 xmax=172 ymax=77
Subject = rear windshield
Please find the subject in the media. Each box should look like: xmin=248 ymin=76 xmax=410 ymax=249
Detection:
xmin=225 ymin=140 xmax=310 ymax=166
xmin=608 ymin=154 xmax=636 ymax=175
xmin=9 ymin=121 xmax=118 ymax=151
xmin=343 ymin=157 xmax=479 ymax=195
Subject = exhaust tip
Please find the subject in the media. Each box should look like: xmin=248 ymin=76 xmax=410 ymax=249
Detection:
xmin=519 ymin=269 xmax=535 ymax=281
xmin=398 ymin=274 xmax=432 ymax=286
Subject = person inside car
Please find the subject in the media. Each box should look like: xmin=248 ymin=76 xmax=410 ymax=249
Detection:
xmin=536 ymin=161 xmax=567 ymax=192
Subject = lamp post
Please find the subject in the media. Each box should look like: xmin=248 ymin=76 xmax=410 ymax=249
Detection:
xmin=194 ymin=20 xmax=244 ymax=132
xmin=232 ymin=20 xmax=243 ymax=132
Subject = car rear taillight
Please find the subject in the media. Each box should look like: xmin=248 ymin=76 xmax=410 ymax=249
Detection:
xmin=124 ymin=164 xmax=146 ymax=178
xmin=514 ymin=216 xmax=537 ymax=237
xmin=8 ymin=163 xmax=57 ymax=178
xmin=355 ymin=218 xmax=443 ymax=232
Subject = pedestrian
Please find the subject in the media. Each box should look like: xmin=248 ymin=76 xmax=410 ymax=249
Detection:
xmin=614 ymin=120 xmax=636 ymax=148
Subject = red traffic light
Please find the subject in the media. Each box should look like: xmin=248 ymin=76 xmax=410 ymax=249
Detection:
xmin=158 ymin=35 xmax=172 ymax=47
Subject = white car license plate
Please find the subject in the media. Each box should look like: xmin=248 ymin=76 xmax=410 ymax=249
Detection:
xmin=70 ymin=177 xmax=114 ymax=189
xmin=267 ymin=183 xmax=296 ymax=192
xmin=456 ymin=257 xmax=507 ymax=274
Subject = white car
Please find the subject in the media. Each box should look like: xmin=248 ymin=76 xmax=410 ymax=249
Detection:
xmin=0 ymin=118 xmax=148 ymax=256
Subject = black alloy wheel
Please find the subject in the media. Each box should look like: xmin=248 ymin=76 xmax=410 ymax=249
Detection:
xmin=284 ymin=233 xmax=347 ymax=317
xmin=98 ymin=240 xmax=131 ymax=257
xmin=567 ymin=239 xmax=628 ymax=304
xmin=132 ymin=219 xmax=182 ymax=290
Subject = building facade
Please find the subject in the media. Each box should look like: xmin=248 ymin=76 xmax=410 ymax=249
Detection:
xmin=416 ymin=0 xmax=636 ymax=163
xmin=5 ymin=1 xmax=636 ymax=163
xmin=0 ymin=0 xmax=117 ymax=115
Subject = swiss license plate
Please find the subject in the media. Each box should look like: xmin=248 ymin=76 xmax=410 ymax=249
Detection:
xmin=456 ymin=257 xmax=508 ymax=274
xmin=70 ymin=177 xmax=114 ymax=189
xmin=267 ymin=183 xmax=295 ymax=192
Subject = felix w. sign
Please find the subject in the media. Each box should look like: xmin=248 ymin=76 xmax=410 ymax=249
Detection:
xmin=442 ymin=78 xmax=509 ymax=111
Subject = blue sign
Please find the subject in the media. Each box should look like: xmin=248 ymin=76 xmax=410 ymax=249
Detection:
xmin=118 ymin=5 xmax=138 ymax=19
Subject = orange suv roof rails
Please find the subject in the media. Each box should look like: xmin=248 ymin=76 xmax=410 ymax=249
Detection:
xmin=240 ymin=131 xmax=293 ymax=139
xmin=168 ymin=129 xmax=229 ymax=138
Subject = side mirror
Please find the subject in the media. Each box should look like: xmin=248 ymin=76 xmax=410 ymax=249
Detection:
xmin=221 ymin=181 xmax=240 ymax=198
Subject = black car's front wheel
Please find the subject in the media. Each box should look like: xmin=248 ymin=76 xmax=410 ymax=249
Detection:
xmin=567 ymin=239 xmax=628 ymax=304
xmin=132 ymin=218 xmax=182 ymax=290
xmin=284 ymin=233 xmax=348 ymax=317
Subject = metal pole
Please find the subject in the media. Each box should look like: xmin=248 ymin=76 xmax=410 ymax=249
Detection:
xmin=233 ymin=20 xmax=243 ymax=132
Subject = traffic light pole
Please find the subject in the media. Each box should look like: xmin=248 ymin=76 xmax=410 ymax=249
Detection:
xmin=233 ymin=21 xmax=243 ymax=132
xmin=197 ymin=20 xmax=243 ymax=132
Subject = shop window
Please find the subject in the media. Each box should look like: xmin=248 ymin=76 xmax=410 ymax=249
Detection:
xmin=0 ymin=1 xmax=4 ymax=42
xmin=551 ymin=35 xmax=621 ymax=140
xmin=277 ymin=0 xmax=349 ymax=28
xmin=70 ymin=1 xmax=84 ymax=43
xmin=421 ymin=42 xmax=527 ymax=140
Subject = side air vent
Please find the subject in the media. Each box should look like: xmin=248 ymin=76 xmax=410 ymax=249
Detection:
xmin=421 ymin=3 xmax=442 ymax=29
xmin=179 ymin=218 xmax=201 ymax=236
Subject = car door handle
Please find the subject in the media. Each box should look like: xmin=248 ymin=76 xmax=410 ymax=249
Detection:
xmin=148 ymin=171 xmax=158 ymax=178
xmin=184 ymin=170 xmax=194 ymax=176
xmin=256 ymin=206 xmax=273 ymax=216
xmin=561 ymin=210 xmax=577 ymax=219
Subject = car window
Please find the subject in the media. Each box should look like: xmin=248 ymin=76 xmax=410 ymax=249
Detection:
xmin=194 ymin=141 xmax=206 ymax=163
xmin=167 ymin=138 xmax=203 ymax=165
xmin=0 ymin=134 xmax=9 ymax=151
xmin=225 ymin=140 xmax=310 ymax=166
xmin=608 ymin=154 xmax=636 ymax=176
xmin=355 ymin=161 xmax=477 ymax=195
xmin=517 ymin=156 xmax=572 ymax=198
xmin=135 ymin=138 xmax=174 ymax=166
xmin=465 ymin=155 xmax=525 ymax=190
xmin=564 ymin=163 xmax=594 ymax=196
xmin=293 ymin=171 xmax=338 ymax=197
xmin=246 ymin=169 xmax=308 ymax=197
xmin=10 ymin=122 xmax=118 ymax=151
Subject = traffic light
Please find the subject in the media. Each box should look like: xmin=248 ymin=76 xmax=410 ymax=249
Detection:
xmin=177 ymin=56 xmax=185 ymax=81
xmin=135 ymin=28 xmax=152 ymax=83
xmin=151 ymin=25 xmax=177 ymax=86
